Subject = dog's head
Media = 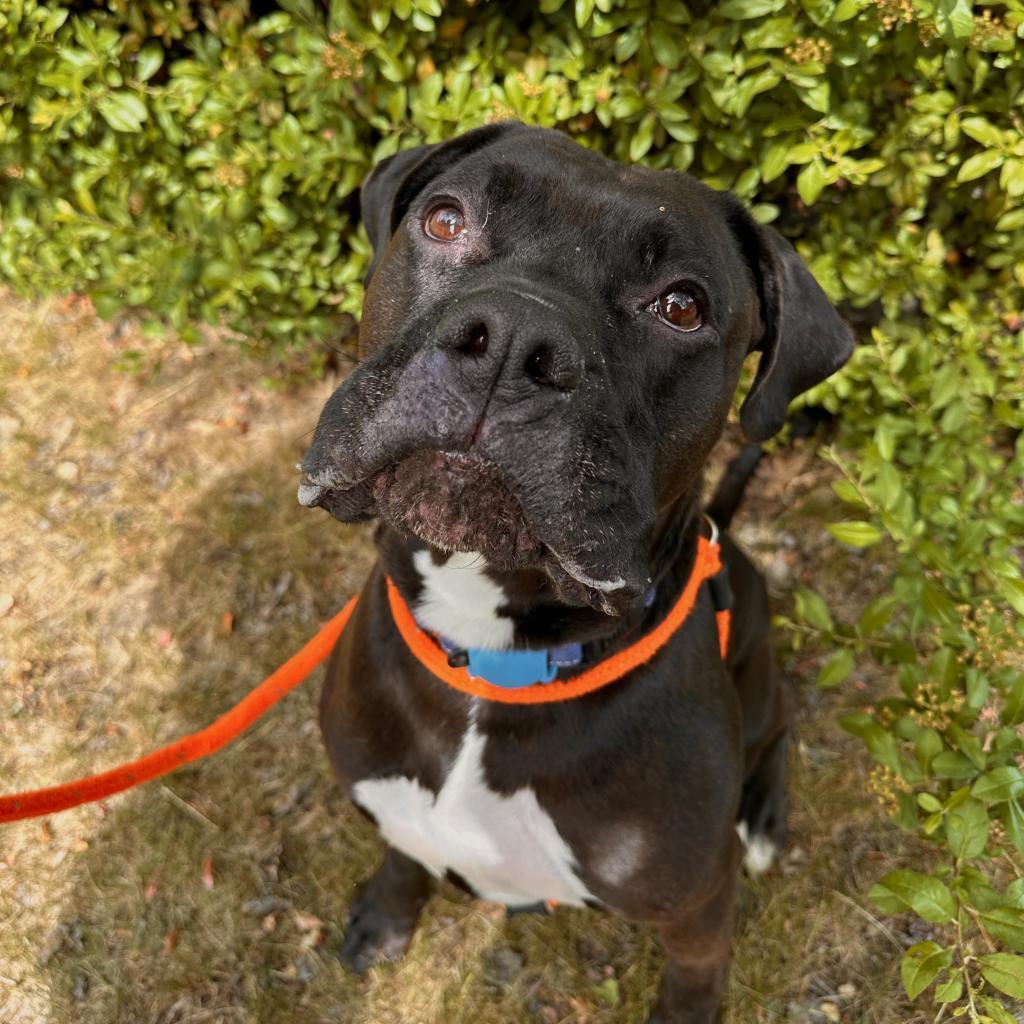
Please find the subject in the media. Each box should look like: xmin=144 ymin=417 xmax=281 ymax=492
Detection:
xmin=300 ymin=123 xmax=852 ymax=614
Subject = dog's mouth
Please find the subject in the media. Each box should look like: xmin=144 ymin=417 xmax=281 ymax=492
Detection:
xmin=299 ymin=449 xmax=543 ymax=563
xmin=297 ymin=449 xmax=641 ymax=614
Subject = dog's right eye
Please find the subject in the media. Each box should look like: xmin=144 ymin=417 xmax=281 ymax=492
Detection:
xmin=652 ymin=287 xmax=703 ymax=332
xmin=424 ymin=204 xmax=466 ymax=242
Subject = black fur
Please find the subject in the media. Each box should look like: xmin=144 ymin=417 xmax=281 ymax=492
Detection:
xmin=304 ymin=123 xmax=851 ymax=1023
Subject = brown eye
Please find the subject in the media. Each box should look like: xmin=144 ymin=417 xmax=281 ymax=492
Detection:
xmin=424 ymin=204 xmax=466 ymax=241
xmin=654 ymin=288 xmax=703 ymax=332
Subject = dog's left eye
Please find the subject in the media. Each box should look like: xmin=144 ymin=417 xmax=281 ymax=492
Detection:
xmin=424 ymin=204 xmax=466 ymax=242
xmin=652 ymin=287 xmax=703 ymax=332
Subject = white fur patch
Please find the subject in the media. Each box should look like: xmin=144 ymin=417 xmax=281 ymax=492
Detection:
xmin=736 ymin=821 xmax=777 ymax=875
xmin=353 ymin=721 xmax=595 ymax=907
xmin=412 ymin=549 xmax=515 ymax=650
xmin=591 ymin=825 xmax=648 ymax=887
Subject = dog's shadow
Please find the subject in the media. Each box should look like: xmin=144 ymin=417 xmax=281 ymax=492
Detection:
xmin=41 ymin=438 xmax=668 ymax=1023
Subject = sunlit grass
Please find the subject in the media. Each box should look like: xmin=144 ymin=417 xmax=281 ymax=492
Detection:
xmin=1 ymin=292 xmax=921 ymax=1024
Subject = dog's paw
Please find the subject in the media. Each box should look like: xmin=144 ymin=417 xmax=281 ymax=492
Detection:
xmin=338 ymin=897 xmax=418 ymax=973
xmin=735 ymin=820 xmax=779 ymax=876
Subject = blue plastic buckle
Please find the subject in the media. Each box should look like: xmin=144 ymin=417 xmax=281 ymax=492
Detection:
xmin=466 ymin=648 xmax=558 ymax=688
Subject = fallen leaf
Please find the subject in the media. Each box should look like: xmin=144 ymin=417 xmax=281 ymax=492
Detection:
xmin=201 ymin=856 xmax=215 ymax=890
xmin=163 ymin=928 xmax=178 ymax=954
xmin=293 ymin=911 xmax=323 ymax=933
xmin=568 ymin=995 xmax=594 ymax=1022
xmin=69 ymin=837 xmax=89 ymax=853
xmin=144 ymin=879 xmax=159 ymax=902
xmin=220 ymin=610 xmax=234 ymax=634
xmin=294 ymin=910 xmax=326 ymax=948
xmin=39 ymin=821 xmax=53 ymax=844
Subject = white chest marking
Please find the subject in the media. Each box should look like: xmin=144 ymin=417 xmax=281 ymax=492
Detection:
xmin=352 ymin=721 xmax=595 ymax=907
xmin=411 ymin=549 xmax=515 ymax=651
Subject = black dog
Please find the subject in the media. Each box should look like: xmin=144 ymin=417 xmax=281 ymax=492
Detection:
xmin=299 ymin=122 xmax=852 ymax=1022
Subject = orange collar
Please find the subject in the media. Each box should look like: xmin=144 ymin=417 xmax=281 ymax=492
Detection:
xmin=386 ymin=532 xmax=731 ymax=705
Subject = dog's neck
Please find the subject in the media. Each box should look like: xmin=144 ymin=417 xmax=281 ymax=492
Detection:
xmin=376 ymin=488 xmax=705 ymax=651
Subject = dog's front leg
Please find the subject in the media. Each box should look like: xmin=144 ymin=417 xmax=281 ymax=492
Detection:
xmin=648 ymin=844 xmax=739 ymax=1023
xmin=338 ymin=846 xmax=433 ymax=973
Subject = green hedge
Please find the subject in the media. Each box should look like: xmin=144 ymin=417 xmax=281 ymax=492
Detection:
xmin=3 ymin=0 xmax=1024 ymax=1015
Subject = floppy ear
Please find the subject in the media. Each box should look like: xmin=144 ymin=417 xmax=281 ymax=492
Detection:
xmin=724 ymin=199 xmax=854 ymax=441
xmin=359 ymin=122 xmax=521 ymax=284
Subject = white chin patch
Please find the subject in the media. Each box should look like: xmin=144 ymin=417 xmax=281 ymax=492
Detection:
xmin=735 ymin=821 xmax=777 ymax=876
xmin=411 ymin=549 xmax=516 ymax=651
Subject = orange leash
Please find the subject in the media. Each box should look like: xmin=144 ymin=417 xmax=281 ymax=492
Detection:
xmin=0 ymin=598 xmax=357 ymax=824
xmin=387 ymin=535 xmax=728 ymax=705
xmin=0 ymin=538 xmax=731 ymax=823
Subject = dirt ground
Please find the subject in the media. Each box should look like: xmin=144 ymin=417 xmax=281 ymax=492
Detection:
xmin=0 ymin=292 xmax=936 ymax=1023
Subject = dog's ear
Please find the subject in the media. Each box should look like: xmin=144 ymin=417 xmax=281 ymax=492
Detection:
xmin=360 ymin=122 xmax=521 ymax=284
xmin=723 ymin=198 xmax=854 ymax=441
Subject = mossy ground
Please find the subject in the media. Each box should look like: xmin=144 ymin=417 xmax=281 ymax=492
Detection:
xmin=1 ymin=293 xmax=928 ymax=1023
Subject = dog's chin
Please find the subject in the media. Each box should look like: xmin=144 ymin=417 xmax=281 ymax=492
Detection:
xmin=371 ymin=449 xmax=546 ymax=568
xmin=299 ymin=449 xmax=648 ymax=616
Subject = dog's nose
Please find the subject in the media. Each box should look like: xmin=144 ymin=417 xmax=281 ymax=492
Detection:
xmin=436 ymin=300 xmax=583 ymax=395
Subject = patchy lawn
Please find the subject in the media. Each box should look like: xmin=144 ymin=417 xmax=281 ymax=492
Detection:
xmin=2 ymin=293 xmax=926 ymax=1023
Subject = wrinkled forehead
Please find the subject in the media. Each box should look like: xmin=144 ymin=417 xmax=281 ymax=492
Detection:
xmin=421 ymin=133 xmax=744 ymax=289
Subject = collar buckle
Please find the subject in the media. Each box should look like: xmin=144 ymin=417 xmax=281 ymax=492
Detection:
xmin=467 ymin=647 xmax=558 ymax=688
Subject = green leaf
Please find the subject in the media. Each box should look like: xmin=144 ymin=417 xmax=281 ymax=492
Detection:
xmin=630 ymin=113 xmax=656 ymax=162
xmin=797 ymin=159 xmax=827 ymax=205
xmin=934 ymin=971 xmax=963 ymax=1003
xmin=971 ymin=767 xmax=1024 ymax=805
xmin=999 ymin=578 xmax=1024 ymax=618
xmin=818 ymin=648 xmax=855 ymax=689
xmin=1001 ymin=673 xmax=1024 ymax=726
xmin=932 ymin=751 xmax=978 ymax=780
xmin=761 ymin=139 xmax=791 ymax=183
xmin=1002 ymin=799 xmax=1024 ymax=855
xmin=945 ymin=797 xmax=989 ymax=858
xmin=869 ymin=870 xmax=956 ymax=924
xmin=1003 ymin=159 xmax=1024 ymax=198
xmin=977 ymin=907 xmax=1024 ymax=952
xmin=960 ymin=117 xmax=1005 ymax=149
xmin=136 ymin=43 xmax=164 ymax=82
xmin=97 ymin=92 xmax=148 ymax=133
xmin=980 ymin=997 xmax=1020 ymax=1024
xmin=859 ymin=595 xmax=898 ymax=636
xmin=794 ymin=588 xmax=833 ymax=632
xmin=958 ymin=149 xmax=1004 ymax=183
xmin=718 ymin=0 xmax=785 ymax=18
xmin=921 ymin=581 xmax=958 ymax=626
xmin=828 ymin=522 xmax=883 ymax=548
xmin=901 ymin=942 xmax=952 ymax=1000
xmin=936 ymin=0 xmax=976 ymax=40
xmin=574 ymin=0 xmax=595 ymax=28
xmin=979 ymin=953 xmax=1024 ymax=999
xmin=648 ymin=25 xmax=679 ymax=68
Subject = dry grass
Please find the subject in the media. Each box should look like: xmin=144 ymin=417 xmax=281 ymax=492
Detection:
xmin=1 ymin=292 xmax=927 ymax=1024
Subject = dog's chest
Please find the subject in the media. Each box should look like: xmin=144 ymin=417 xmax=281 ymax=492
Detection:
xmin=352 ymin=722 xmax=594 ymax=907
xmin=352 ymin=551 xmax=593 ymax=907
